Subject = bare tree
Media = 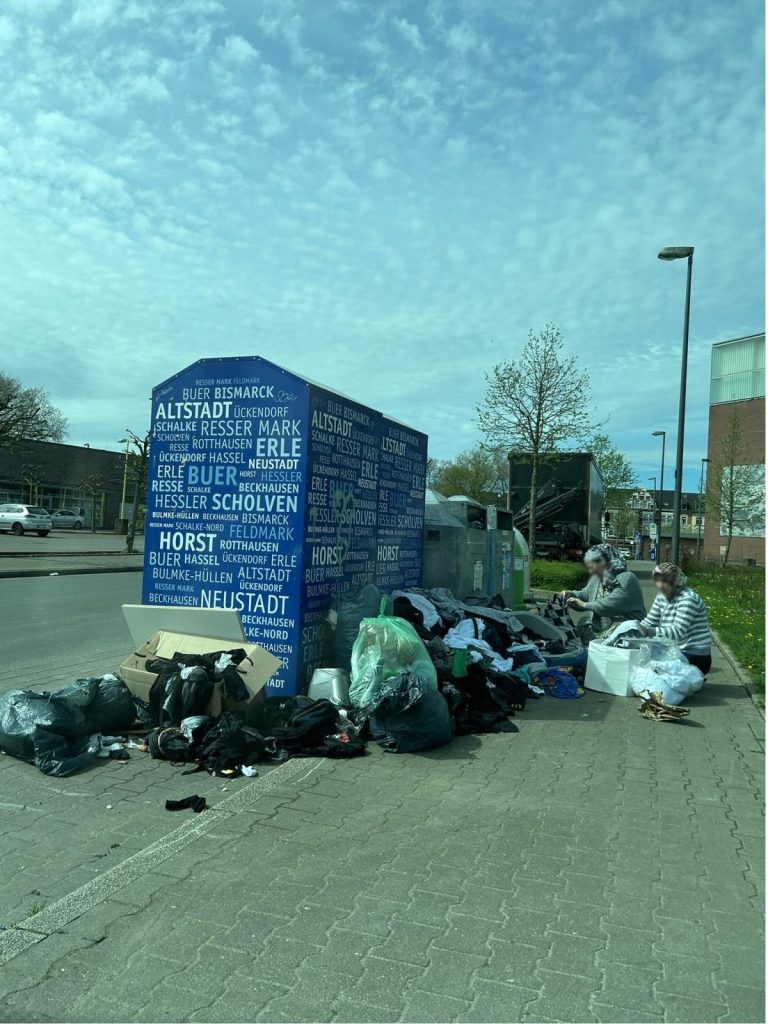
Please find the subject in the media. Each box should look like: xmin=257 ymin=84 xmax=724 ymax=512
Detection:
xmin=0 ymin=374 xmax=67 ymax=451
xmin=477 ymin=324 xmax=601 ymax=553
xmin=429 ymin=447 xmax=509 ymax=505
xmin=706 ymin=407 xmax=765 ymax=566
xmin=80 ymin=474 xmax=105 ymax=533
xmin=124 ymin=430 xmax=151 ymax=554
xmin=21 ymin=464 xmax=43 ymax=504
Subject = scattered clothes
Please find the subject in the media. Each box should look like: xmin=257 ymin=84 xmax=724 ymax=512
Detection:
xmin=145 ymin=649 xmax=254 ymax=728
xmin=391 ymin=591 xmax=441 ymax=630
xmin=604 ymin=620 xmax=646 ymax=646
xmin=538 ymin=669 xmax=583 ymax=699
xmin=165 ymin=794 xmax=207 ymax=813
xmin=638 ymin=692 xmax=691 ymax=722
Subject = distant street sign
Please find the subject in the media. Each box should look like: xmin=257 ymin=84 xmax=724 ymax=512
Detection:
xmin=649 ymin=523 xmax=658 ymax=539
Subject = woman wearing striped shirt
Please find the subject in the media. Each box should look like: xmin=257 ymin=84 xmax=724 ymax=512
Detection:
xmin=640 ymin=563 xmax=713 ymax=674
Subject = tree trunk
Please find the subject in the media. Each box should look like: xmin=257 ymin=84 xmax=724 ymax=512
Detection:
xmin=125 ymin=480 xmax=140 ymax=554
xmin=721 ymin=532 xmax=733 ymax=567
xmin=527 ymin=454 xmax=538 ymax=558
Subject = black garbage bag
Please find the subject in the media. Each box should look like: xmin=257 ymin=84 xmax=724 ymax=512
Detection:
xmin=370 ymin=686 xmax=452 ymax=754
xmin=35 ymin=733 xmax=103 ymax=778
xmin=0 ymin=689 xmax=101 ymax=777
xmin=56 ymin=674 xmax=138 ymax=734
xmin=147 ymin=726 xmax=194 ymax=762
xmin=332 ymin=584 xmax=391 ymax=670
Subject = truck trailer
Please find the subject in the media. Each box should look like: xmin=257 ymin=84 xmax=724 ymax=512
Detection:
xmin=507 ymin=452 xmax=603 ymax=561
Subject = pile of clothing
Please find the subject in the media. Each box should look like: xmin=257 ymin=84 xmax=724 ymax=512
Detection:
xmin=147 ymin=696 xmax=366 ymax=776
xmin=333 ymin=585 xmax=583 ymax=752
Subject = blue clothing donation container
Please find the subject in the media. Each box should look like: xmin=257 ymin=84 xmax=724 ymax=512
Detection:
xmin=142 ymin=357 xmax=428 ymax=695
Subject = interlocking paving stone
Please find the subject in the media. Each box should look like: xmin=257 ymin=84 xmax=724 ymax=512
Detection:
xmin=0 ymin=640 xmax=762 ymax=1024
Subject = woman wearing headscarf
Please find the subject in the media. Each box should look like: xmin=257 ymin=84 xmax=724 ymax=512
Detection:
xmin=640 ymin=563 xmax=712 ymax=674
xmin=563 ymin=543 xmax=646 ymax=636
xmin=543 ymin=544 xmax=647 ymax=669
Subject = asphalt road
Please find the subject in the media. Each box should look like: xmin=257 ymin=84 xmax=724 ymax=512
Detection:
xmin=0 ymin=572 xmax=142 ymax=694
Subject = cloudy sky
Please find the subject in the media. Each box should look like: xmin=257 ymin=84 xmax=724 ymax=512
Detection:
xmin=2 ymin=0 xmax=763 ymax=488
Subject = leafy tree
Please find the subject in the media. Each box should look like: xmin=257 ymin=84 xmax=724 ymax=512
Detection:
xmin=477 ymin=323 xmax=601 ymax=552
xmin=588 ymin=432 xmax=637 ymax=499
xmin=80 ymin=474 xmax=105 ymax=533
xmin=429 ymin=447 xmax=509 ymax=505
xmin=588 ymin=432 xmax=638 ymax=541
xmin=0 ymin=374 xmax=67 ymax=451
xmin=124 ymin=430 xmax=150 ymax=554
xmin=706 ymin=408 xmax=765 ymax=566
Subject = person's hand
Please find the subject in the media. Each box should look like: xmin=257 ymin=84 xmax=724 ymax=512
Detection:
xmin=567 ymin=597 xmax=587 ymax=611
xmin=559 ymin=590 xmax=573 ymax=600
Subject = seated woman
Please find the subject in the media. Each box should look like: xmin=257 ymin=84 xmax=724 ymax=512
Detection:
xmin=640 ymin=563 xmax=712 ymax=675
xmin=564 ymin=543 xmax=647 ymax=637
xmin=545 ymin=544 xmax=646 ymax=668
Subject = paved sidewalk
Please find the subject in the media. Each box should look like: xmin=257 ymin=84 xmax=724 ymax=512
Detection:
xmin=0 ymin=637 xmax=763 ymax=1023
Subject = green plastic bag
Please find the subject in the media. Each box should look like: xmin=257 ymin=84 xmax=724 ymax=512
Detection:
xmin=349 ymin=599 xmax=438 ymax=710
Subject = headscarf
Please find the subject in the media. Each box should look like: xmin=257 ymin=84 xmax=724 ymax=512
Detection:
xmin=583 ymin=543 xmax=627 ymax=591
xmin=653 ymin=562 xmax=688 ymax=594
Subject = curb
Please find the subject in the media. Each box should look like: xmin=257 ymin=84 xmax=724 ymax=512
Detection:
xmin=712 ymin=629 xmax=765 ymax=718
xmin=0 ymin=565 xmax=144 ymax=580
xmin=0 ymin=551 xmax=143 ymax=559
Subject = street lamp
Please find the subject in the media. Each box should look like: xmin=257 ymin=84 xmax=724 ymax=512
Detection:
xmin=652 ymin=430 xmax=666 ymax=559
xmin=647 ymin=477 xmax=657 ymax=559
xmin=658 ymin=244 xmax=694 ymax=565
xmin=118 ymin=436 xmax=130 ymax=519
xmin=696 ymin=457 xmax=710 ymax=560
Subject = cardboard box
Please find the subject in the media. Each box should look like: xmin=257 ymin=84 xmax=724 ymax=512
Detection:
xmin=585 ymin=641 xmax=642 ymax=697
xmin=120 ymin=630 xmax=282 ymax=720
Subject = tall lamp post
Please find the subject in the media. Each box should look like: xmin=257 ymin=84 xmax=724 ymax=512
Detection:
xmin=118 ymin=436 xmax=130 ymax=519
xmin=696 ymin=457 xmax=710 ymax=559
xmin=658 ymin=245 xmax=694 ymax=565
xmin=647 ymin=476 xmax=657 ymax=559
xmin=652 ymin=430 xmax=666 ymax=559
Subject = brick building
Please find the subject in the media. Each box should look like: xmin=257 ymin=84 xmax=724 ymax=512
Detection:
xmin=703 ymin=332 xmax=765 ymax=563
xmin=0 ymin=440 xmax=128 ymax=529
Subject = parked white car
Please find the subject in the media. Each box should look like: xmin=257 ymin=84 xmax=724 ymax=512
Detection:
xmin=0 ymin=504 xmax=52 ymax=536
xmin=50 ymin=509 xmax=85 ymax=530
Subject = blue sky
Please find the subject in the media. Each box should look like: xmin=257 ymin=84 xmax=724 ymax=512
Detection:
xmin=2 ymin=0 xmax=764 ymax=489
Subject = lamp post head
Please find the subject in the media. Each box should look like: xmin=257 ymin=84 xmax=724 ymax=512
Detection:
xmin=658 ymin=246 xmax=694 ymax=261
xmin=652 ymin=430 xmax=666 ymax=437
xmin=118 ymin=437 xmax=129 ymax=444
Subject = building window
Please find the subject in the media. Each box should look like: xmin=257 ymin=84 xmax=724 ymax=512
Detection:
xmin=710 ymin=334 xmax=765 ymax=405
xmin=681 ymin=515 xmax=688 ymax=526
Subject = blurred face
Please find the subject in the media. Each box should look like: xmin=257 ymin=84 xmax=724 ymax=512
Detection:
xmin=585 ymin=557 xmax=605 ymax=578
xmin=655 ymin=578 xmax=675 ymax=599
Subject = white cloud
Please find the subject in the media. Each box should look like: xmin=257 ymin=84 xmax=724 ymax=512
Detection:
xmin=70 ymin=0 xmax=118 ymax=30
xmin=126 ymin=73 xmax=170 ymax=102
xmin=393 ymin=17 xmax=426 ymax=52
xmin=0 ymin=15 xmax=19 ymax=50
xmin=220 ymin=34 xmax=259 ymax=64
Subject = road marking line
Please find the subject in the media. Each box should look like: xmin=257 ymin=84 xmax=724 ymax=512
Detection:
xmin=0 ymin=757 xmax=322 ymax=967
